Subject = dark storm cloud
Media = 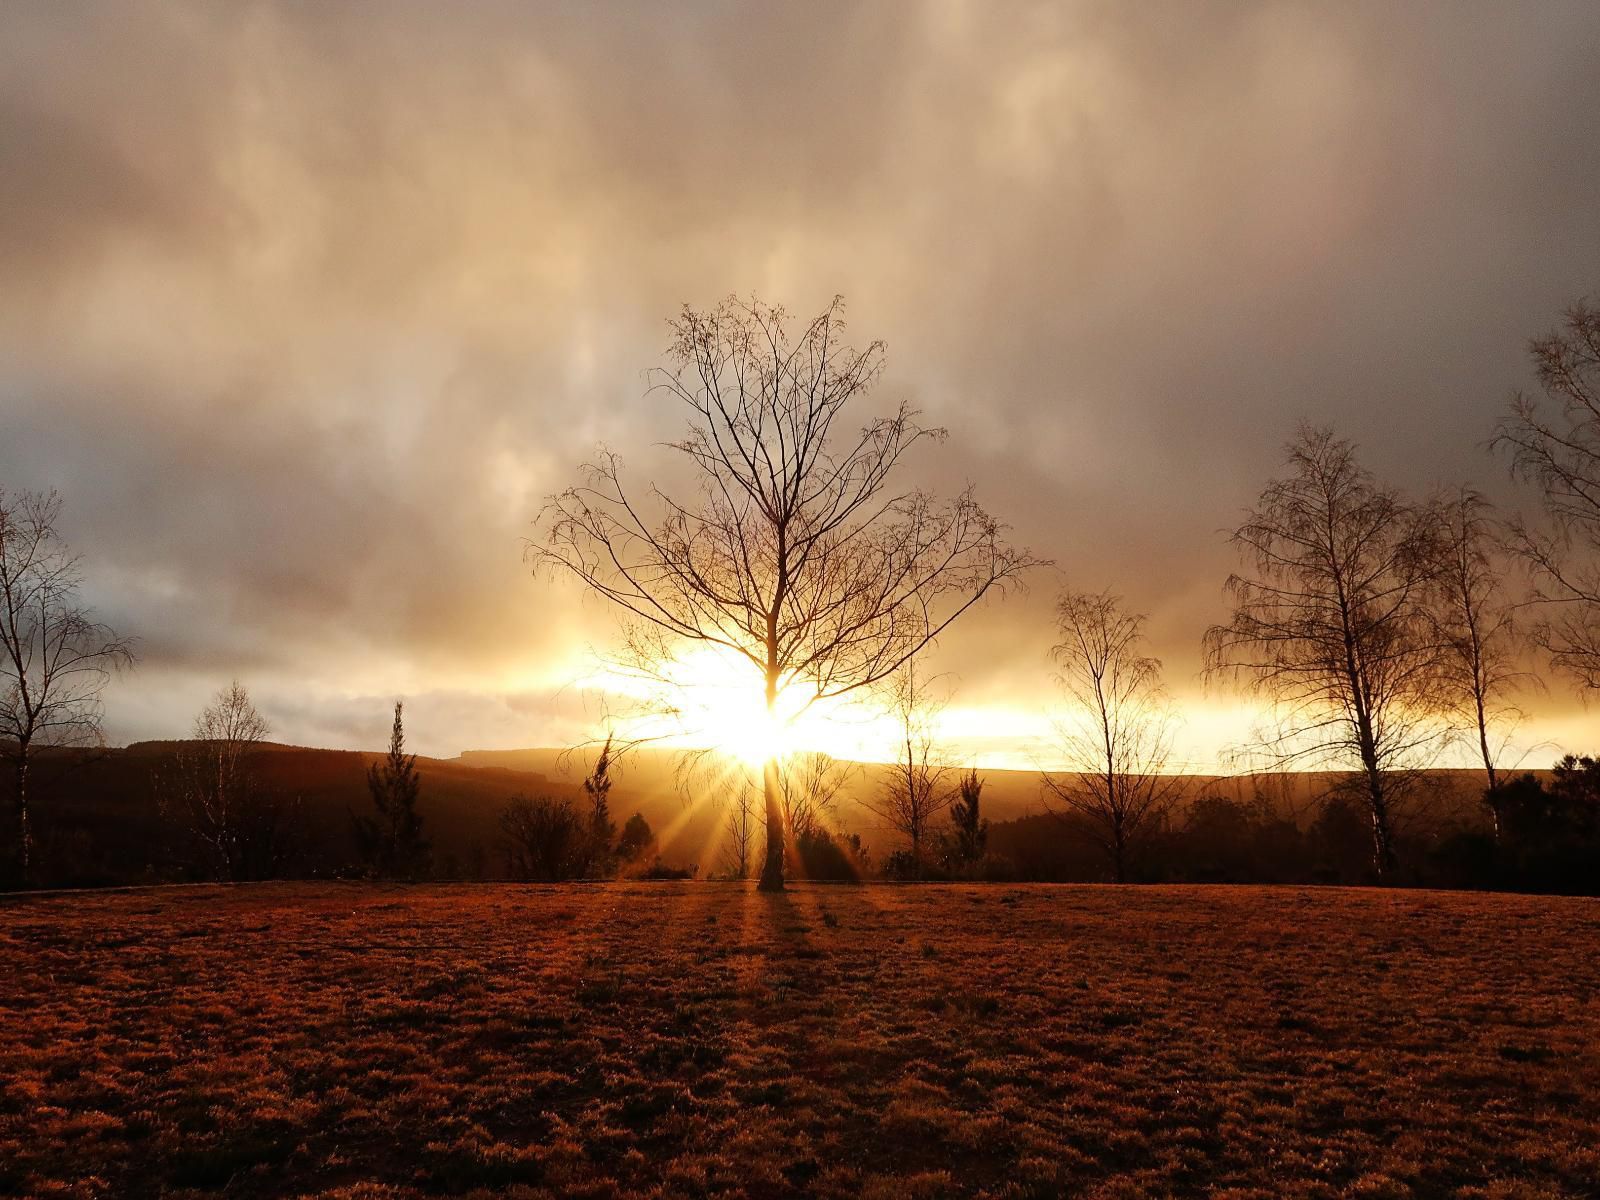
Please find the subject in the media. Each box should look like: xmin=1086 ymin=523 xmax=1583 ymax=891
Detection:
xmin=2 ymin=1 xmax=1598 ymax=755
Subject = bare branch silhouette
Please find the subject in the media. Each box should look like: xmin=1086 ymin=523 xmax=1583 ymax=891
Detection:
xmin=1493 ymin=295 xmax=1600 ymax=689
xmin=532 ymin=296 xmax=1039 ymax=889
xmin=0 ymin=488 xmax=134 ymax=884
xmin=1426 ymin=487 xmax=1537 ymax=829
xmin=1203 ymin=427 xmax=1448 ymax=878
xmin=161 ymin=682 xmax=297 ymax=882
xmin=1044 ymin=589 xmax=1182 ymax=883
xmin=854 ymin=662 xmax=956 ymax=878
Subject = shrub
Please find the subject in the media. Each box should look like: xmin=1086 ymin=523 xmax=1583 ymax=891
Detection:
xmin=794 ymin=828 xmax=869 ymax=881
xmin=499 ymin=795 xmax=584 ymax=881
xmin=616 ymin=813 xmax=656 ymax=864
xmin=638 ymin=860 xmax=695 ymax=880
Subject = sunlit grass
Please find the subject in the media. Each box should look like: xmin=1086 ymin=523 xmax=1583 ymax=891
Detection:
xmin=5 ymin=883 xmax=1598 ymax=1198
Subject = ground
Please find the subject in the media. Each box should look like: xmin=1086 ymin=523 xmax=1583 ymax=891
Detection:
xmin=2 ymin=884 xmax=1597 ymax=1200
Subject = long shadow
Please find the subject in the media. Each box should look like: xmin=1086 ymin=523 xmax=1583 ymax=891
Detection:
xmin=761 ymin=883 xmax=824 ymax=964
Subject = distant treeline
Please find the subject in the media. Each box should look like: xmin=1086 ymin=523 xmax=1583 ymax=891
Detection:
xmin=978 ymin=768 xmax=1600 ymax=896
xmin=4 ymin=737 xmax=1596 ymax=897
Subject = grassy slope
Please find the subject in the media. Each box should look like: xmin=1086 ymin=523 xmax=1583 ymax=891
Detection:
xmin=3 ymin=883 xmax=1597 ymax=1199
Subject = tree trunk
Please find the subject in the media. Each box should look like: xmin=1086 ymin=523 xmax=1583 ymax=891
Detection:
xmin=1353 ymin=703 xmax=1395 ymax=880
xmin=757 ymin=676 xmax=785 ymax=891
xmin=1476 ymin=706 xmax=1497 ymax=793
xmin=1112 ymin=825 xmax=1126 ymax=884
xmin=1366 ymin=772 xmax=1396 ymax=881
xmin=15 ymin=747 xmax=30 ymax=886
xmin=757 ymin=755 xmax=784 ymax=890
xmin=1475 ymin=695 xmax=1502 ymax=840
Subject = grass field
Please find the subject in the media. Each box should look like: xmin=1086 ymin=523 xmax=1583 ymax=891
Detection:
xmin=3 ymin=884 xmax=1598 ymax=1199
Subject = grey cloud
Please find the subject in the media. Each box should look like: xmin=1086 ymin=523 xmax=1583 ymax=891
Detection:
xmin=2 ymin=1 xmax=1598 ymax=752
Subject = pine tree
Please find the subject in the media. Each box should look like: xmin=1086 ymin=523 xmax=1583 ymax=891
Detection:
xmin=354 ymin=701 xmax=428 ymax=879
xmin=616 ymin=812 xmax=655 ymax=862
xmin=581 ymin=735 xmax=617 ymax=876
xmin=948 ymin=767 xmax=989 ymax=868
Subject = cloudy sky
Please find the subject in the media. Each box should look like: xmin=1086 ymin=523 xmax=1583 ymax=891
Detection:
xmin=3 ymin=1 xmax=1598 ymax=765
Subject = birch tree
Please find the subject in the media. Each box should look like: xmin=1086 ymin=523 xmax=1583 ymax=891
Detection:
xmin=1494 ymin=295 xmax=1600 ymax=689
xmin=1428 ymin=488 xmax=1530 ymax=828
xmin=165 ymin=682 xmax=295 ymax=881
xmin=1204 ymin=428 xmax=1444 ymax=877
xmin=0 ymin=489 xmax=133 ymax=884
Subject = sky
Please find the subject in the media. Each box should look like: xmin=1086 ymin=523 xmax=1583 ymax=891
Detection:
xmin=3 ymin=1 xmax=1599 ymax=768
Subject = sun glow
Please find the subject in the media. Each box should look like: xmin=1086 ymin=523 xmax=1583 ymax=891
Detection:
xmin=576 ymin=645 xmax=896 ymax=768
xmin=712 ymin=706 xmax=791 ymax=768
xmin=569 ymin=649 xmax=1330 ymax=775
xmin=649 ymin=647 xmax=820 ymax=768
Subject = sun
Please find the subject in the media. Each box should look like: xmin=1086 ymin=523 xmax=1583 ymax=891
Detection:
xmin=574 ymin=643 xmax=916 ymax=767
xmin=700 ymin=701 xmax=793 ymax=769
xmin=574 ymin=645 xmax=810 ymax=767
xmin=667 ymin=647 xmax=806 ymax=768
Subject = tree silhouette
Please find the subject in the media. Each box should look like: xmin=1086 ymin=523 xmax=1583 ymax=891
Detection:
xmin=720 ymin=777 xmax=758 ymax=880
xmin=1046 ymin=589 xmax=1181 ymax=883
xmin=500 ymin=794 xmax=583 ymax=882
xmin=354 ymin=701 xmax=429 ymax=880
xmin=536 ymin=297 xmax=1036 ymax=889
xmin=1494 ymin=294 xmax=1600 ymax=689
xmin=164 ymin=682 xmax=295 ymax=881
xmin=856 ymin=663 xmax=955 ymax=878
xmin=0 ymin=489 xmax=133 ymax=884
xmin=1428 ymin=488 xmax=1531 ymax=830
xmin=945 ymin=767 xmax=989 ymax=870
xmin=581 ymin=734 xmax=618 ymax=875
xmin=1204 ymin=428 xmax=1445 ymax=878
xmin=616 ymin=811 xmax=655 ymax=863
xmin=779 ymin=750 xmax=855 ymax=845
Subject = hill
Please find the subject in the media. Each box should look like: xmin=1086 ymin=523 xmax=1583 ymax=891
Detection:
xmin=18 ymin=742 xmax=583 ymax=885
xmin=457 ymin=746 xmax=1502 ymax=841
xmin=10 ymin=740 xmax=1511 ymax=887
xmin=22 ymin=741 xmax=798 ymax=883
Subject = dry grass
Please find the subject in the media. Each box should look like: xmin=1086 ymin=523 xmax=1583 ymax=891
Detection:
xmin=2 ymin=883 xmax=1598 ymax=1199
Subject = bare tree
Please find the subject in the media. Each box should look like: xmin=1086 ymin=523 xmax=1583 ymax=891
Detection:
xmin=164 ymin=682 xmax=294 ymax=881
xmin=779 ymin=749 xmax=855 ymax=844
xmin=856 ymin=663 xmax=955 ymax=878
xmin=0 ymin=489 xmax=134 ymax=883
xmin=500 ymin=794 xmax=583 ymax=882
xmin=720 ymin=777 xmax=759 ymax=880
xmin=1493 ymin=295 xmax=1600 ymax=689
xmin=1045 ymin=589 xmax=1182 ymax=883
xmin=1428 ymin=488 xmax=1532 ymax=822
xmin=536 ymin=297 xmax=1037 ymax=889
xmin=1204 ymin=428 xmax=1445 ymax=878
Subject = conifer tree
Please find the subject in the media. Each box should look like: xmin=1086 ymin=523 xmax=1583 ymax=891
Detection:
xmin=581 ymin=735 xmax=617 ymax=876
xmin=948 ymin=768 xmax=989 ymax=868
xmin=354 ymin=701 xmax=428 ymax=879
